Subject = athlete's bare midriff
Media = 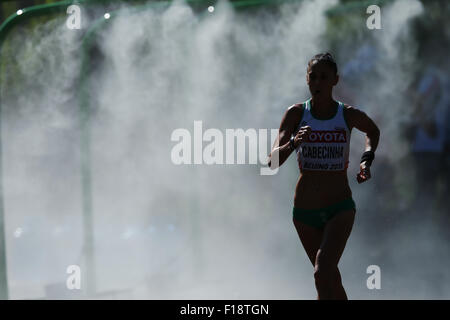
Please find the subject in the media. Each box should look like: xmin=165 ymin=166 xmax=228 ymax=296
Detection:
xmin=294 ymin=169 xmax=352 ymax=209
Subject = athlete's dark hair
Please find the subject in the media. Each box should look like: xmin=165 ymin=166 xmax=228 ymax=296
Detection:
xmin=307 ymin=52 xmax=338 ymax=75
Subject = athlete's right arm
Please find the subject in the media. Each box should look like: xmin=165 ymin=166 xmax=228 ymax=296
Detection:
xmin=268 ymin=105 xmax=305 ymax=169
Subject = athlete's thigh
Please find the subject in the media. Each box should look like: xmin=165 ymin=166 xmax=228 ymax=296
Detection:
xmin=293 ymin=217 xmax=324 ymax=266
xmin=316 ymin=209 xmax=355 ymax=267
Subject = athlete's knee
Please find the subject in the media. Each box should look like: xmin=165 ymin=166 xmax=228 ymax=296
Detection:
xmin=314 ymin=266 xmax=333 ymax=286
xmin=314 ymin=264 xmax=338 ymax=287
xmin=334 ymin=268 xmax=343 ymax=285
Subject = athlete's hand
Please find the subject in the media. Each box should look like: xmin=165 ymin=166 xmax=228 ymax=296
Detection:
xmin=357 ymin=161 xmax=371 ymax=183
xmin=293 ymin=126 xmax=312 ymax=147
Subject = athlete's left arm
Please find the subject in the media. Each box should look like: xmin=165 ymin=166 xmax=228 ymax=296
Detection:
xmin=345 ymin=106 xmax=380 ymax=182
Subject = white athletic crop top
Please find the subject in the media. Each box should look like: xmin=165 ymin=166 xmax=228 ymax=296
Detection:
xmin=294 ymin=99 xmax=351 ymax=171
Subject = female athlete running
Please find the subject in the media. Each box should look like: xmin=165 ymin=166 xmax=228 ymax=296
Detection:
xmin=268 ymin=53 xmax=380 ymax=300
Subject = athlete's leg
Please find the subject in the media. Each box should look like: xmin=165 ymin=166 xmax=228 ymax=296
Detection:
xmin=293 ymin=217 xmax=324 ymax=265
xmin=314 ymin=209 xmax=355 ymax=300
xmin=292 ymin=217 xmax=324 ymax=299
xmin=334 ymin=267 xmax=347 ymax=300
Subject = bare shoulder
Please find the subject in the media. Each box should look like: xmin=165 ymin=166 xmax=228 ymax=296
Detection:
xmin=280 ymin=102 xmax=304 ymax=130
xmin=343 ymin=104 xmax=360 ymax=115
xmin=343 ymin=104 xmax=379 ymax=133
xmin=287 ymin=102 xmax=304 ymax=116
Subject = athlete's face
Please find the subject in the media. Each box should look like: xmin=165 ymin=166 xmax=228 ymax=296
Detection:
xmin=307 ymin=61 xmax=339 ymax=98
